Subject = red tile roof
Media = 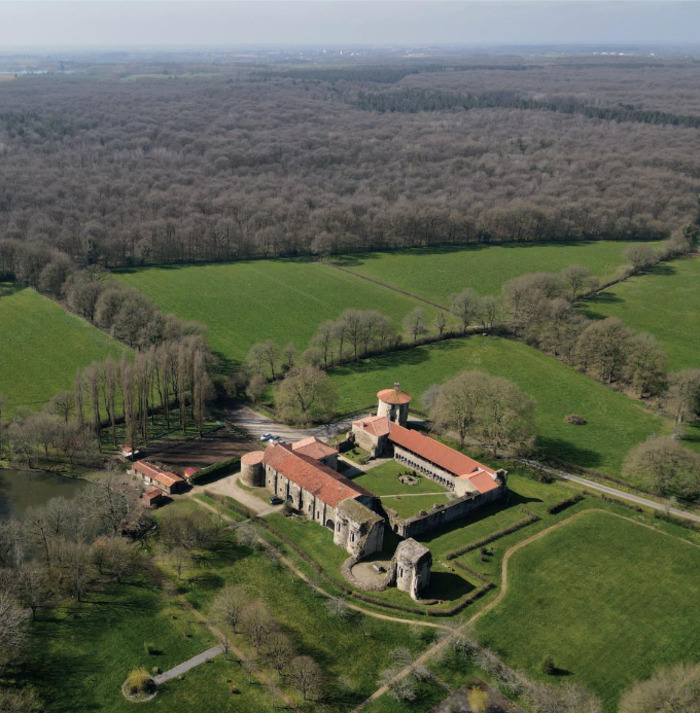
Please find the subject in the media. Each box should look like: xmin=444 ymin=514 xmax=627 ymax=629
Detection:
xmin=353 ymin=415 xmax=391 ymax=438
xmin=143 ymin=487 xmax=165 ymax=501
xmin=263 ymin=443 xmax=370 ymax=508
xmin=291 ymin=436 xmax=339 ymax=461
xmin=377 ymin=387 xmax=412 ymax=405
xmin=467 ymin=471 xmax=501 ymax=494
xmin=388 ymin=423 xmax=498 ymax=494
xmin=133 ymin=461 xmax=184 ymax=488
xmin=241 ymin=450 xmax=265 ymax=466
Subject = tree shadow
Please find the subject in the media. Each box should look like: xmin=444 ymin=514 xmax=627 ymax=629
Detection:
xmin=0 ymin=281 xmax=24 ymax=299
xmin=536 ymin=436 xmax=603 ymax=469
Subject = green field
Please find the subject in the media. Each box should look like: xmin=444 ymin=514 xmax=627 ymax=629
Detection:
xmin=475 ymin=510 xmax=700 ymax=710
xmin=0 ymin=283 xmax=127 ymax=414
xmin=583 ymin=256 xmax=700 ymax=371
xmin=381 ymin=493 xmax=453 ymax=518
xmin=115 ymin=261 xmax=434 ymax=367
xmin=332 ymin=240 xmax=661 ymax=305
xmin=351 ymin=460 xmax=450 ymax=496
xmin=24 ymin=581 xmax=217 ymax=713
xmin=329 ymin=337 xmax=669 ymax=478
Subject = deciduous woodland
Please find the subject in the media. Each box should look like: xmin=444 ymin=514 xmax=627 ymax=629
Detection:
xmin=1 ymin=57 xmax=700 ymax=269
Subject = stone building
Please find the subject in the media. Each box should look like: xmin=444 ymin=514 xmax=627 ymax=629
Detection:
xmin=352 ymin=384 xmax=507 ymax=500
xmin=261 ymin=442 xmax=384 ymax=558
xmin=130 ymin=460 xmax=186 ymax=495
xmin=376 ymin=383 xmax=411 ymax=426
xmin=334 ymin=498 xmax=385 ymax=559
xmin=395 ymin=538 xmax=432 ymax=600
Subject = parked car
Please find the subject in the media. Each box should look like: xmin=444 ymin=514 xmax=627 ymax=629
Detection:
xmin=269 ymin=496 xmax=283 ymax=505
xmin=260 ymin=432 xmax=272 ymax=441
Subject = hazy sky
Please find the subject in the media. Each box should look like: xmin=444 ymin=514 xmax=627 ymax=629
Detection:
xmin=1 ymin=1 xmax=699 ymax=49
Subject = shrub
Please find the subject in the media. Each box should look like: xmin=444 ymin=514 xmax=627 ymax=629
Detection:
xmin=151 ymin=666 xmax=161 ymax=675
xmin=564 ymin=413 xmax=586 ymax=425
xmin=541 ymin=654 xmax=556 ymax=675
xmin=125 ymin=667 xmax=155 ymax=695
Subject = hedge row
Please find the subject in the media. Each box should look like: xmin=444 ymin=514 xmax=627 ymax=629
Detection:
xmin=256 ymin=516 xmax=492 ymax=618
xmin=547 ymin=494 xmax=585 ymax=515
xmin=445 ymin=511 xmax=540 ymax=560
xmin=190 ymin=456 xmax=241 ymax=483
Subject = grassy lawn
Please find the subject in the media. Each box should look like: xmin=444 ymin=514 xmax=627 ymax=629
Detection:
xmin=0 ymin=283 xmax=127 ymax=414
xmin=382 ymin=493 xmax=453 ymax=519
xmin=331 ymin=240 xmax=661 ymax=306
xmin=329 ymin=336 xmax=669 ymax=479
xmin=158 ymin=527 xmax=429 ymax=710
xmin=418 ymin=471 xmax=571 ymax=561
xmin=351 ymin=460 xmax=451 ymax=496
xmin=582 ymin=255 xmax=700 ymax=371
xmin=23 ymin=581 xmax=216 ymax=713
xmin=475 ymin=510 xmax=700 ymax=711
xmin=115 ymin=260 xmax=435 ymax=368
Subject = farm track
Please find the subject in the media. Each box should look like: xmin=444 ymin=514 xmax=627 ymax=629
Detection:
xmin=326 ymin=261 xmax=451 ymax=312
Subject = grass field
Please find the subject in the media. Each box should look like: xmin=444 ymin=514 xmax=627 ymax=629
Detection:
xmin=382 ymin=493 xmax=453 ymax=518
xmin=331 ymin=240 xmax=661 ymax=306
xmin=0 ymin=283 xmax=127 ymax=414
xmin=329 ymin=336 xmax=669 ymax=479
xmin=115 ymin=261 xmax=434 ymax=368
xmin=24 ymin=581 xmax=217 ymax=713
xmin=351 ymin=460 xmax=450 ymax=496
xmin=475 ymin=510 xmax=700 ymax=711
xmin=582 ymin=255 xmax=700 ymax=371
xmin=160 ymin=524 xmax=429 ymax=710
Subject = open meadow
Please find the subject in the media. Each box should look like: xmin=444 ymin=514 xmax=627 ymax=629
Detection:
xmin=328 ymin=336 xmax=669 ymax=479
xmin=582 ymin=255 xmax=700 ymax=371
xmin=475 ymin=510 xmax=700 ymax=711
xmin=115 ymin=260 xmax=434 ymax=368
xmin=0 ymin=283 xmax=127 ymax=415
xmin=331 ymin=240 xmax=661 ymax=305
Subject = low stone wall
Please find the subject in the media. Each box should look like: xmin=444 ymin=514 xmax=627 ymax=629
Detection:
xmin=391 ymin=485 xmax=505 ymax=538
xmin=341 ymin=557 xmax=396 ymax=592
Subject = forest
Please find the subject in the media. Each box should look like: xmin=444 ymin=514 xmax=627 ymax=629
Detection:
xmin=0 ymin=56 xmax=699 ymax=270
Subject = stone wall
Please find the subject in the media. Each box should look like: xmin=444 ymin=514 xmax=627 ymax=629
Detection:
xmin=391 ymin=485 xmax=505 ymax=539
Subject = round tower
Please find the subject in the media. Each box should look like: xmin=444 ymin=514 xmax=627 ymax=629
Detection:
xmin=377 ymin=382 xmax=412 ymax=426
xmin=240 ymin=450 xmax=265 ymax=487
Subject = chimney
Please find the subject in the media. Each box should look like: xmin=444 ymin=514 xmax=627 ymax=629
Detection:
xmin=394 ymin=382 xmax=400 ymax=394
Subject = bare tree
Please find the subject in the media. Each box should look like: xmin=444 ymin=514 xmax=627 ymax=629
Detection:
xmin=431 ymin=371 xmax=485 ymax=448
xmin=619 ymin=662 xmax=700 ymax=713
xmin=665 ymin=369 xmax=700 ymax=424
xmin=275 ymin=366 xmax=336 ymax=425
xmin=266 ymin=630 xmax=295 ymax=675
xmin=210 ymin=584 xmax=249 ymax=637
xmin=49 ymin=391 xmax=75 ymax=424
xmin=288 ymin=655 xmax=324 ymax=701
xmin=450 ymin=288 xmax=480 ymax=333
xmin=0 ymin=589 xmax=30 ymax=669
xmin=404 ymin=307 xmax=429 ymax=343
xmin=239 ymin=600 xmax=276 ymax=651
xmin=434 ymin=310 xmax=447 ymax=336
xmin=623 ymin=437 xmax=700 ymax=500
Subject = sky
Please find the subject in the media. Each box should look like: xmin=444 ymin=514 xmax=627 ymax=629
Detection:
xmin=0 ymin=1 xmax=699 ymax=49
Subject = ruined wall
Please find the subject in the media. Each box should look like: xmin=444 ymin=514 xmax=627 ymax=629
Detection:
xmin=391 ymin=485 xmax=505 ymax=539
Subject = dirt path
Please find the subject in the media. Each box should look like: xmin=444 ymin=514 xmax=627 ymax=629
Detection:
xmin=191 ymin=472 xmax=280 ymax=516
xmin=350 ymin=507 xmax=699 ymax=712
xmin=191 ymin=495 xmax=449 ymax=631
xmin=326 ymin=261 xmax=451 ymax=313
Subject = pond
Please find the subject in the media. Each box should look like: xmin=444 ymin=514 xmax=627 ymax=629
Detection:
xmin=0 ymin=469 xmax=87 ymax=519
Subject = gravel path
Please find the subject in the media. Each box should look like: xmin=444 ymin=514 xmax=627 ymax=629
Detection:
xmin=153 ymin=645 xmax=225 ymax=685
xmin=517 ymin=458 xmax=700 ymax=524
